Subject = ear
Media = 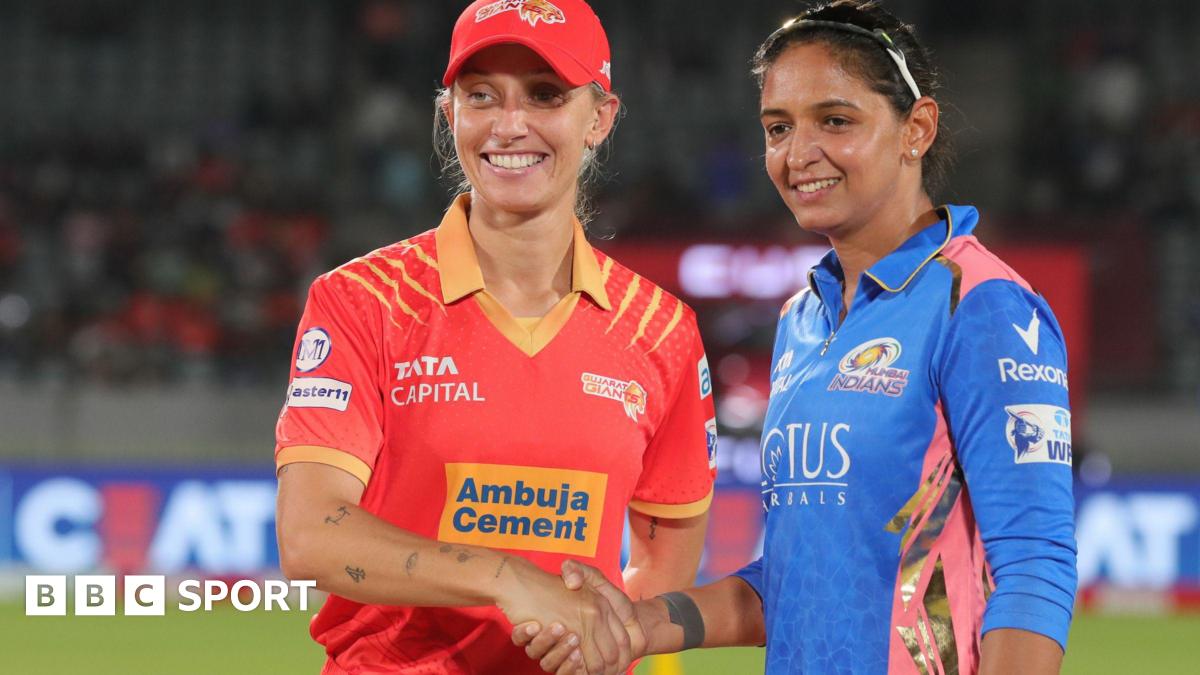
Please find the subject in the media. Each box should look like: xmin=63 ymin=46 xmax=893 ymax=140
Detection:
xmin=440 ymin=90 xmax=456 ymax=131
xmin=903 ymin=96 xmax=939 ymax=160
xmin=585 ymin=93 xmax=620 ymax=149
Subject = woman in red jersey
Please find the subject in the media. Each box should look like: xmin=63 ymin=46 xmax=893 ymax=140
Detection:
xmin=274 ymin=2 xmax=717 ymax=674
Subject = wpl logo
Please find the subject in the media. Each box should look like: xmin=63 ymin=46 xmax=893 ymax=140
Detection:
xmin=1004 ymin=404 xmax=1072 ymax=465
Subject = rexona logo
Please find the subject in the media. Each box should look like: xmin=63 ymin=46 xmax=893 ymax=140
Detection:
xmin=828 ymin=337 xmax=909 ymax=397
xmin=761 ymin=422 xmax=851 ymax=509
xmin=1004 ymin=404 xmax=1072 ymax=465
xmin=391 ymin=355 xmax=485 ymax=406
xmin=581 ymin=373 xmax=647 ymax=422
xmin=438 ymin=464 xmax=607 ymax=556
xmin=998 ymin=358 xmax=1069 ymax=390
xmin=474 ymin=0 xmax=565 ymax=27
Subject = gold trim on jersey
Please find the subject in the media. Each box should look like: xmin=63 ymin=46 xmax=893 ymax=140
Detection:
xmin=357 ymin=260 xmax=427 ymax=325
xmin=334 ymin=269 xmax=407 ymax=329
xmin=628 ymin=489 xmax=713 ymax=519
xmin=434 ymin=194 xmax=612 ymax=310
xmin=372 ymin=254 xmax=446 ymax=315
xmin=629 ymin=286 xmax=664 ymax=348
xmin=647 ymin=300 xmax=684 ymax=354
xmin=276 ymin=445 xmax=372 ymax=486
xmin=606 ymin=274 xmax=641 ymax=333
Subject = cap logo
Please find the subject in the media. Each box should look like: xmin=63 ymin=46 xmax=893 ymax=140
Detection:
xmin=475 ymin=0 xmax=566 ymax=28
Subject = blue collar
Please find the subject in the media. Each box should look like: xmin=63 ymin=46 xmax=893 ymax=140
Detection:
xmin=810 ymin=204 xmax=979 ymax=295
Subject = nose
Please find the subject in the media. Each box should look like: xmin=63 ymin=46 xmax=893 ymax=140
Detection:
xmin=785 ymin=129 xmax=822 ymax=171
xmin=492 ymin=100 xmax=528 ymax=145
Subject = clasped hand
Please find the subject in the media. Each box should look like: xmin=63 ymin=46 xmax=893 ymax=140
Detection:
xmin=500 ymin=559 xmax=645 ymax=675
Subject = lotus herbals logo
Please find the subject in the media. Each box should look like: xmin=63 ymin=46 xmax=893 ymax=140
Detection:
xmin=581 ymin=373 xmax=648 ymax=422
xmin=828 ymin=337 xmax=910 ymax=397
xmin=438 ymin=464 xmax=607 ymax=556
xmin=475 ymin=0 xmax=566 ymax=27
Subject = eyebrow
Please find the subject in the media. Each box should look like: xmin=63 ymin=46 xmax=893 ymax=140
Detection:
xmin=760 ymin=98 xmax=862 ymax=117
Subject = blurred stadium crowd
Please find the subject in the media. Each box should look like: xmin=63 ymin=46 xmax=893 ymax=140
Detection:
xmin=0 ymin=0 xmax=1197 ymax=395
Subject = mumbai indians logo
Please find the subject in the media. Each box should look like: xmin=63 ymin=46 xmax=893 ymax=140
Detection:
xmin=828 ymin=337 xmax=910 ymax=397
xmin=1006 ymin=410 xmax=1045 ymax=459
xmin=475 ymin=0 xmax=566 ymax=27
xmin=581 ymin=373 xmax=647 ymax=422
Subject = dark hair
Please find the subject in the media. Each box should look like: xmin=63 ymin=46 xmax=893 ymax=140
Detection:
xmin=751 ymin=0 xmax=953 ymax=196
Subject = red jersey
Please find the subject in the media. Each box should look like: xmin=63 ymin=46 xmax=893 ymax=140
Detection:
xmin=275 ymin=195 xmax=717 ymax=674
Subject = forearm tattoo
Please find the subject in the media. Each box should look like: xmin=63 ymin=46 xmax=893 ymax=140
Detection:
xmin=345 ymin=566 xmax=366 ymax=583
xmin=439 ymin=544 xmax=479 ymax=564
xmin=405 ymin=552 xmax=418 ymax=577
xmin=494 ymin=556 xmax=510 ymax=579
xmin=325 ymin=506 xmax=350 ymax=526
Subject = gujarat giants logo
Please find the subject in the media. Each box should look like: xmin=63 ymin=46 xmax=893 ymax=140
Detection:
xmin=475 ymin=0 xmax=566 ymax=27
xmin=581 ymin=373 xmax=648 ymax=423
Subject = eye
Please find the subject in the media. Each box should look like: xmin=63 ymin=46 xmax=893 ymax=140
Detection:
xmin=529 ymin=84 xmax=567 ymax=106
xmin=464 ymin=89 xmax=494 ymax=105
xmin=823 ymin=116 xmax=852 ymax=130
xmin=765 ymin=122 xmax=792 ymax=139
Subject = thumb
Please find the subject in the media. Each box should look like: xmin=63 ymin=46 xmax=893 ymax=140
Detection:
xmin=560 ymin=559 xmax=586 ymax=590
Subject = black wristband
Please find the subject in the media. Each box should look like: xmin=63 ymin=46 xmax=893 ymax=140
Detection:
xmin=657 ymin=591 xmax=705 ymax=650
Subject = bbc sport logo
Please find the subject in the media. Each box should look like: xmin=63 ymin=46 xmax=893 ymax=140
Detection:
xmin=26 ymin=575 xmax=316 ymax=616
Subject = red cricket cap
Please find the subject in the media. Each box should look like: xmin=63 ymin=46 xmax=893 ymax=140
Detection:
xmin=443 ymin=0 xmax=612 ymax=92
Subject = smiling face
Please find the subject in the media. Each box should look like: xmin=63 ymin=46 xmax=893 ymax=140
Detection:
xmin=447 ymin=44 xmax=617 ymax=219
xmin=760 ymin=42 xmax=921 ymax=240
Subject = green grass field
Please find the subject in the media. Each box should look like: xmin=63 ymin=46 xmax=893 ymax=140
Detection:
xmin=6 ymin=602 xmax=1198 ymax=674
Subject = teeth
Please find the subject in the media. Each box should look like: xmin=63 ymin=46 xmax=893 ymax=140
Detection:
xmin=486 ymin=154 xmax=544 ymax=169
xmin=795 ymin=178 xmax=840 ymax=193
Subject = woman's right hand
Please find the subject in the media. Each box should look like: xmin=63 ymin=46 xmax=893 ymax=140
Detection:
xmin=512 ymin=560 xmax=647 ymax=674
xmin=494 ymin=556 xmax=632 ymax=675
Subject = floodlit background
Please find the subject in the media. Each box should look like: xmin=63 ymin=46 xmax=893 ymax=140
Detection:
xmin=2 ymin=0 xmax=1198 ymax=673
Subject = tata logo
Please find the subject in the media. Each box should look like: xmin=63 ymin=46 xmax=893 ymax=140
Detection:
xmin=394 ymin=356 xmax=459 ymax=381
xmin=997 ymin=358 xmax=1068 ymax=390
xmin=761 ymin=422 xmax=851 ymax=508
xmin=295 ymin=328 xmax=331 ymax=372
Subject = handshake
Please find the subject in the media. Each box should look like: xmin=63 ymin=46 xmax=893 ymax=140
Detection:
xmin=496 ymin=558 xmax=660 ymax=675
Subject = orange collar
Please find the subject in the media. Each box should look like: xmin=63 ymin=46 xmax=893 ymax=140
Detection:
xmin=434 ymin=194 xmax=612 ymax=311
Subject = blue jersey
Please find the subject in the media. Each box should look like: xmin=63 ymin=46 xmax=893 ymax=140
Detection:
xmin=735 ymin=205 xmax=1077 ymax=674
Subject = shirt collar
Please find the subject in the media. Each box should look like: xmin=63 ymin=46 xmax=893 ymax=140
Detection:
xmin=435 ymin=194 xmax=612 ymax=310
xmin=810 ymin=204 xmax=978 ymax=295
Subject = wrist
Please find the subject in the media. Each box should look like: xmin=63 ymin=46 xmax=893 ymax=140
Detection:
xmin=634 ymin=597 xmax=674 ymax=656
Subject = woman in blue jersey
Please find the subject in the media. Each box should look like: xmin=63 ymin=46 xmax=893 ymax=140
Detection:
xmin=514 ymin=1 xmax=1077 ymax=673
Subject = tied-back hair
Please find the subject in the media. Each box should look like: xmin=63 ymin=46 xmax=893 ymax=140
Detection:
xmin=432 ymin=83 xmax=618 ymax=225
xmin=752 ymin=0 xmax=954 ymax=196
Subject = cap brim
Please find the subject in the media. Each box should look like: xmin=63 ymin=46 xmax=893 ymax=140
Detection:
xmin=443 ymin=34 xmax=596 ymax=89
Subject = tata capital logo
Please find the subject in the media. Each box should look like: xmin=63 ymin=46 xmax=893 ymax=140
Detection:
xmin=581 ymin=373 xmax=647 ymax=422
xmin=391 ymin=355 xmax=485 ymax=406
xmin=828 ymin=337 xmax=909 ymax=397
xmin=475 ymin=0 xmax=565 ymax=27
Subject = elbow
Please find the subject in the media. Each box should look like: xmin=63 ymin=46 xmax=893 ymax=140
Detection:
xmin=278 ymin=519 xmax=323 ymax=584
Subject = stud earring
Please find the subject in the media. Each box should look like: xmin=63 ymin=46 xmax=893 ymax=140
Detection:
xmin=910 ymin=148 xmax=919 ymax=158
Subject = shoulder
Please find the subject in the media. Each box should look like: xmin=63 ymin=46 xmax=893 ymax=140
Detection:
xmin=596 ymin=250 xmax=701 ymax=356
xmin=309 ymin=229 xmax=443 ymax=322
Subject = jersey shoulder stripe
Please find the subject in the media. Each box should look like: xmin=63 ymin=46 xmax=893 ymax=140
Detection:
xmin=317 ymin=229 xmax=445 ymax=329
xmin=939 ymin=234 xmax=1033 ymax=300
xmin=597 ymin=250 xmax=699 ymax=356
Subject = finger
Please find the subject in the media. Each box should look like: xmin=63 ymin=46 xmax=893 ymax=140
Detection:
xmin=513 ymin=621 xmax=541 ymax=646
xmin=560 ymin=559 xmax=584 ymax=590
xmin=538 ymin=632 xmax=579 ymax=672
xmin=525 ymin=623 xmax=567 ymax=660
xmin=552 ymin=648 xmax=583 ymax=675
xmin=588 ymin=602 xmax=620 ymax=671
xmin=603 ymin=601 xmax=631 ymax=674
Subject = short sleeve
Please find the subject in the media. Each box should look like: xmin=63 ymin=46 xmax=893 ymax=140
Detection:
xmin=274 ymin=272 xmax=386 ymax=485
xmin=936 ymin=280 xmax=1078 ymax=651
xmin=629 ymin=317 xmax=717 ymax=518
